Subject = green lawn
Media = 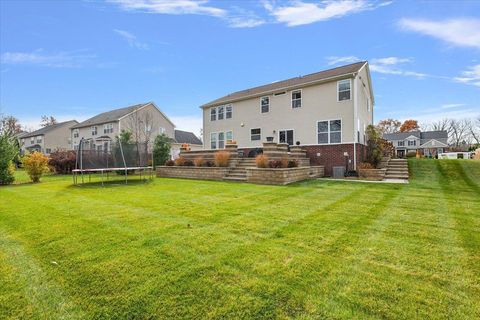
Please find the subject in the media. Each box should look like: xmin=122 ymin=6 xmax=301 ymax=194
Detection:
xmin=1 ymin=159 xmax=479 ymax=319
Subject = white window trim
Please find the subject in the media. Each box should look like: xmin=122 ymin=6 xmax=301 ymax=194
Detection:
xmin=291 ymin=89 xmax=302 ymax=109
xmin=260 ymin=96 xmax=270 ymax=114
xmin=316 ymin=119 xmax=342 ymax=145
xmin=226 ymin=130 xmax=233 ymax=143
xmin=225 ymin=104 xmax=233 ymax=119
xmin=217 ymin=105 xmax=225 ymax=120
xmin=278 ymin=129 xmax=295 ymax=145
xmin=337 ymin=79 xmax=352 ymax=102
xmin=250 ymin=128 xmax=261 ymax=142
xmin=210 ymin=132 xmax=218 ymax=149
xmin=91 ymin=126 xmax=97 ymax=136
xmin=210 ymin=107 xmax=217 ymax=122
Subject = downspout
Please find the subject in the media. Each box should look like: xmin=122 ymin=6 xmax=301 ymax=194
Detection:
xmin=353 ymin=73 xmax=358 ymax=171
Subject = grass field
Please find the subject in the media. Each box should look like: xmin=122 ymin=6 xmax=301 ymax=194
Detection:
xmin=1 ymin=159 xmax=479 ymax=319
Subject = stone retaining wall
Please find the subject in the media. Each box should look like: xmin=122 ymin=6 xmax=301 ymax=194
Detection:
xmin=246 ymin=167 xmax=312 ymax=185
xmin=358 ymin=168 xmax=386 ymax=181
xmin=309 ymin=166 xmax=325 ymax=178
xmin=156 ymin=166 xmax=229 ymax=181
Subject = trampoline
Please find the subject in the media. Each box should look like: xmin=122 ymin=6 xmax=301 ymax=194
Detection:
xmin=72 ymin=137 xmax=153 ymax=185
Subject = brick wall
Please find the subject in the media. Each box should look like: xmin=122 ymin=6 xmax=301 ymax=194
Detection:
xmin=303 ymin=144 xmax=366 ymax=176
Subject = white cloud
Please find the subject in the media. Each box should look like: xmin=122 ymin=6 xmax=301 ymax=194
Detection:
xmin=264 ymin=0 xmax=392 ymax=27
xmin=399 ymin=18 xmax=480 ymax=49
xmin=18 ymin=114 xmax=91 ymax=132
xmin=454 ymin=64 xmax=480 ymax=87
xmin=441 ymin=103 xmax=465 ymax=109
xmin=108 ymin=0 xmax=226 ymax=17
xmin=0 ymin=50 xmax=95 ymax=68
xmin=113 ymin=29 xmax=149 ymax=49
xmin=170 ymin=115 xmax=203 ymax=138
xmin=326 ymin=56 xmax=361 ymax=65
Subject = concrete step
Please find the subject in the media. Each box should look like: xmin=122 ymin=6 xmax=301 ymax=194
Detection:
xmin=387 ymin=170 xmax=409 ymax=174
xmin=385 ymin=174 xmax=409 ymax=179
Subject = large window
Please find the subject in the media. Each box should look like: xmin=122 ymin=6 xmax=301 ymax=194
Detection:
xmin=226 ymin=105 xmax=232 ymax=119
xmin=210 ymin=108 xmax=216 ymax=121
xmin=279 ymin=129 xmax=294 ymax=145
xmin=251 ymin=128 xmax=261 ymax=141
xmin=210 ymin=132 xmax=217 ymax=149
xmin=218 ymin=106 xmax=224 ymax=120
xmin=91 ymin=126 xmax=97 ymax=136
xmin=317 ymin=119 xmax=342 ymax=144
xmin=73 ymin=129 xmax=79 ymax=138
xmin=408 ymin=140 xmax=416 ymax=146
xmin=104 ymin=123 xmax=113 ymax=134
xmin=261 ymin=96 xmax=269 ymax=113
xmin=36 ymin=136 xmax=42 ymax=143
xmin=218 ymin=132 xmax=225 ymax=149
xmin=338 ymin=79 xmax=351 ymax=101
xmin=226 ymin=131 xmax=233 ymax=143
xmin=291 ymin=90 xmax=302 ymax=108
xmin=210 ymin=131 xmax=232 ymax=149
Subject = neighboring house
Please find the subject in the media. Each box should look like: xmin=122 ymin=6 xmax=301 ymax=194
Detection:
xmin=201 ymin=61 xmax=374 ymax=175
xmin=19 ymin=120 xmax=79 ymax=155
xmin=383 ymin=131 xmax=448 ymax=158
xmin=70 ymin=102 xmax=175 ymax=152
xmin=170 ymin=129 xmax=203 ymax=159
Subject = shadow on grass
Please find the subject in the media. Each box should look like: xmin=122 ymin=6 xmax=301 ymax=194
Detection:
xmin=67 ymin=178 xmax=154 ymax=189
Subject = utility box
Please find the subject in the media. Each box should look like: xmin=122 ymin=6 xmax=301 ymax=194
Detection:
xmin=332 ymin=166 xmax=345 ymax=178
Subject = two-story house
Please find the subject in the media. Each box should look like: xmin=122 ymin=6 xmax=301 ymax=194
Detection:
xmin=70 ymin=102 xmax=202 ymax=157
xmin=19 ymin=120 xmax=78 ymax=155
xmin=201 ymin=61 xmax=374 ymax=175
xmin=383 ymin=131 xmax=448 ymax=158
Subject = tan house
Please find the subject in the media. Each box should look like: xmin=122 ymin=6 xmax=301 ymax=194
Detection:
xmin=71 ymin=102 xmax=202 ymax=157
xmin=201 ymin=61 xmax=374 ymax=175
xmin=19 ymin=120 xmax=78 ymax=155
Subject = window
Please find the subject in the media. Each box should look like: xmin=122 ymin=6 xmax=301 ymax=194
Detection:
xmin=251 ymin=128 xmax=261 ymax=141
xmin=226 ymin=131 xmax=233 ymax=143
xmin=218 ymin=106 xmax=224 ymax=120
xmin=103 ymin=141 xmax=111 ymax=152
xmin=36 ymin=136 xmax=42 ymax=143
xmin=218 ymin=132 xmax=225 ymax=149
xmin=292 ymin=90 xmax=302 ymax=108
xmin=408 ymin=140 xmax=416 ymax=146
xmin=317 ymin=119 xmax=342 ymax=144
xmin=210 ymin=132 xmax=217 ymax=149
xmin=338 ymin=79 xmax=351 ymax=101
xmin=21 ymin=139 xmax=25 ymax=146
xmin=261 ymin=97 xmax=269 ymax=113
xmin=30 ymin=137 xmax=35 ymax=144
xmin=279 ymin=130 xmax=294 ymax=145
xmin=159 ymin=127 xmax=166 ymax=135
xmin=226 ymin=105 xmax=232 ymax=119
xmin=398 ymin=141 xmax=404 ymax=146
xmin=73 ymin=129 xmax=79 ymax=138
xmin=210 ymin=108 xmax=216 ymax=121
xmin=91 ymin=126 xmax=97 ymax=136
xmin=46 ymin=148 xmax=51 ymax=154
xmin=104 ymin=123 xmax=113 ymax=134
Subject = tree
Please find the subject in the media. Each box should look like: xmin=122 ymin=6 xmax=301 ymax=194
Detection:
xmin=449 ymin=119 xmax=471 ymax=148
xmin=469 ymin=117 xmax=480 ymax=146
xmin=399 ymin=119 xmax=420 ymax=132
xmin=153 ymin=133 xmax=171 ymax=167
xmin=365 ymin=125 xmax=383 ymax=167
xmin=22 ymin=152 xmax=50 ymax=183
xmin=0 ymin=115 xmax=22 ymax=136
xmin=0 ymin=132 xmax=18 ymax=184
xmin=430 ymin=118 xmax=450 ymax=132
xmin=376 ymin=119 xmax=401 ymax=135
xmin=40 ymin=115 xmax=57 ymax=127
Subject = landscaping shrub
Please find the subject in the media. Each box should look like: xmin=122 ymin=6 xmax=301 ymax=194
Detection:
xmin=214 ymin=151 xmax=230 ymax=167
xmin=205 ymin=160 xmax=215 ymax=167
xmin=174 ymin=156 xmax=186 ymax=166
xmin=358 ymin=162 xmax=374 ymax=169
xmin=287 ymin=160 xmax=299 ymax=168
xmin=0 ymin=132 xmax=18 ymax=185
xmin=406 ymin=151 xmax=416 ymax=158
xmin=255 ymin=154 xmax=269 ymax=168
xmin=153 ymin=133 xmax=172 ymax=167
xmin=365 ymin=125 xmax=383 ymax=168
xmin=194 ymin=157 xmax=204 ymax=167
xmin=49 ymin=150 xmax=76 ymax=174
xmin=22 ymin=152 xmax=50 ymax=183
xmin=268 ymin=160 xmax=284 ymax=168
xmin=165 ymin=159 xmax=175 ymax=166
xmin=280 ymin=155 xmax=289 ymax=168
xmin=184 ymin=160 xmax=194 ymax=166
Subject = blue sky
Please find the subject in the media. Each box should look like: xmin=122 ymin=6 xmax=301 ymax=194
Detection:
xmin=1 ymin=0 xmax=479 ymax=135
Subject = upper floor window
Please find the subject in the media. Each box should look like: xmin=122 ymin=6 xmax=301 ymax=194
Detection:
xmin=398 ymin=141 xmax=404 ymax=146
xmin=261 ymin=97 xmax=269 ymax=113
xmin=91 ymin=126 xmax=97 ymax=136
xmin=226 ymin=105 xmax=232 ymax=119
xmin=338 ymin=79 xmax=351 ymax=101
xmin=408 ymin=140 xmax=416 ymax=146
xmin=159 ymin=127 xmax=166 ymax=135
xmin=36 ymin=136 xmax=42 ymax=143
xmin=30 ymin=137 xmax=35 ymax=144
xmin=292 ymin=90 xmax=302 ymax=108
xmin=73 ymin=129 xmax=79 ymax=138
xmin=317 ymin=119 xmax=342 ymax=144
xmin=104 ymin=123 xmax=113 ymax=134
xmin=251 ymin=128 xmax=261 ymax=141
xmin=218 ymin=106 xmax=224 ymax=120
xmin=210 ymin=108 xmax=216 ymax=121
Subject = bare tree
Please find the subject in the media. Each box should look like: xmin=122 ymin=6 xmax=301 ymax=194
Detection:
xmin=122 ymin=109 xmax=158 ymax=162
xmin=430 ymin=118 xmax=450 ymax=132
xmin=40 ymin=115 xmax=57 ymax=127
xmin=0 ymin=114 xmax=22 ymax=136
xmin=449 ymin=119 xmax=472 ymax=148
xmin=470 ymin=117 xmax=480 ymax=145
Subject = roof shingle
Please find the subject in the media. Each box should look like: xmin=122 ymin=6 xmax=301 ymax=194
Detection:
xmin=71 ymin=103 xmax=148 ymax=129
xmin=174 ymin=130 xmax=202 ymax=145
xmin=21 ymin=120 xmax=78 ymax=139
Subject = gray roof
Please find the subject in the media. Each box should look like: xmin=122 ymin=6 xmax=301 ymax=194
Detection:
xmin=72 ymin=103 xmax=148 ymax=129
xmin=174 ymin=130 xmax=202 ymax=145
xmin=383 ymin=130 xmax=448 ymax=140
xmin=201 ymin=61 xmax=368 ymax=107
xmin=21 ymin=120 xmax=78 ymax=139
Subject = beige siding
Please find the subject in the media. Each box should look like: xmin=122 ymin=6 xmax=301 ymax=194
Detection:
xmin=119 ymin=103 xmax=175 ymax=140
xmin=44 ymin=123 xmax=75 ymax=152
xmin=203 ymin=78 xmax=357 ymax=149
